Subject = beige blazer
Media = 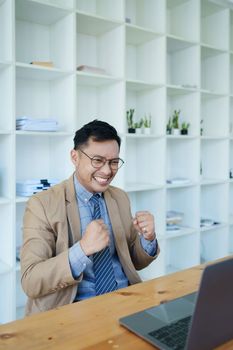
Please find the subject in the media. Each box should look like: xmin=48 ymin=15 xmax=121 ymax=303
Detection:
xmin=21 ymin=175 xmax=159 ymax=316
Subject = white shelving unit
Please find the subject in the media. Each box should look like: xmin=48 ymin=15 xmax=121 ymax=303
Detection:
xmin=1 ymin=0 xmax=233 ymax=323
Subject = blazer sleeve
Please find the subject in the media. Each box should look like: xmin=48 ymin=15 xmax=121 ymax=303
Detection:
xmin=21 ymin=195 xmax=80 ymax=299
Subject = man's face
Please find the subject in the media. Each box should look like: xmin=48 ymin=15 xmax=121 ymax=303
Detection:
xmin=71 ymin=138 xmax=120 ymax=193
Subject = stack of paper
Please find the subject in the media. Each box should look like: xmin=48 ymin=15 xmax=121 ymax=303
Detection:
xmin=16 ymin=178 xmax=59 ymax=197
xmin=16 ymin=117 xmax=59 ymax=132
xmin=166 ymin=210 xmax=184 ymax=231
xmin=166 ymin=177 xmax=191 ymax=185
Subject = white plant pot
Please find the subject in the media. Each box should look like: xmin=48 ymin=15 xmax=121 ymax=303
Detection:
xmin=172 ymin=128 xmax=180 ymax=135
xmin=136 ymin=128 xmax=143 ymax=134
xmin=143 ymin=127 xmax=151 ymax=135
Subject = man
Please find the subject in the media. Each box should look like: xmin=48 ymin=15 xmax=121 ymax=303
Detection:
xmin=21 ymin=120 xmax=159 ymax=316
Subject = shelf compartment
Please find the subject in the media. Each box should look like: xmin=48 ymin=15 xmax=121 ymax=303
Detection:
xmin=230 ymin=54 xmax=233 ymax=95
xmin=0 ymin=204 xmax=14 ymax=268
xmin=201 ymin=183 xmax=229 ymax=226
xmin=200 ymin=226 xmax=228 ymax=263
xmin=0 ymin=0 xmax=13 ymax=62
xmin=77 ymin=71 xmax=121 ymax=87
xmin=76 ymin=15 xmax=123 ymax=78
xmin=76 ymin=0 xmax=123 ymax=22
xmin=201 ymin=94 xmax=229 ymax=137
xmin=16 ymin=0 xmax=74 ymax=70
xmin=125 ymin=137 xmax=166 ymax=188
xmin=167 ymin=0 xmax=199 ymax=42
xmin=0 ymin=135 xmax=14 ymax=197
xmin=125 ymin=0 xmax=165 ymax=33
xmin=16 ymin=73 xmax=75 ymax=132
xmin=167 ymin=89 xmax=200 ymax=136
xmin=126 ymin=24 xmax=163 ymax=46
xmin=126 ymin=36 xmax=165 ymax=84
xmin=128 ymin=188 xmax=165 ymax=233
xmin=16 ymin=134 xmax=73 ymax=181
xmin=16 ymin=63 xmax=72 ymax=81
xmin=167 ymin=37 xmax=199 ymax=88
xmin=0 ymin=65 xmax=13 ymax=131
xmin=76 ymin=80 xmax=124 ymax=131
xmin=126 ymin=85 xmax=166 ymax=135
xmin=200 ymin=139 xmax=229 ymax=180
xmin=201 ymin=46 xmax=229 ymax=94
xmin=201 ymin=0 xmax=229 ymax=50
xmin=166 ymin=186 xmax=199 ymax=229
xmin=0 ymin=271 xmax=14 ymax=324
xmin=231 ymin=10 xmax=233 ymax=52
xmin=167 ymin=138 xmax=200 ymax=183
xmin=165 ymin=232 xmax=200 ymax=273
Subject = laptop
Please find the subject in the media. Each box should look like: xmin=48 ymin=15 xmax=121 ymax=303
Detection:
xmin=119 ymin=257 xmax=233 ymax=350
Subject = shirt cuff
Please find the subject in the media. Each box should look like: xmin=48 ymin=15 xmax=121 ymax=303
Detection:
xmin=140 ymin=235 xmax=157 ymax=257
xmin=69 ymin=241 xmax=92 ymax=279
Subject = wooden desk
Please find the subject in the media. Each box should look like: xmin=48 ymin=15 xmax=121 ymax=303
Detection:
xmin=0 ymin=263 xmax=233 ymax=350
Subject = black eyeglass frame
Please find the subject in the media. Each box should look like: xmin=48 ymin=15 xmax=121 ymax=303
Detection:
xmin=78 ymin=148 xmax=124 ymax=170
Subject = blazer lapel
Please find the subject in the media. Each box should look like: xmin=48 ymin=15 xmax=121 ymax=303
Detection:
xmin=65 ymin=175 xmax=82 ymax=244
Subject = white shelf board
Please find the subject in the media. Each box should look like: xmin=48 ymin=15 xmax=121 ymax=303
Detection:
xmin=167 ymin=0 xmax=191 ymax=9
xmin=0 ymin=260 xmax=11 ymax=275
xmin=200 ymin=178 xmax=228 ymax=186
xmin=201 ymin=135 xmax=228 ymax=140
xmin=166 ymin=181 xmax=198 ymax=189
xmin=76 ymin=12 xmax=122 ymax=36
xmin=125 ymin=133 xmax=164 ymax=139
xmin=0 ymin=130 xmax=11 ymax=135
xmin=77 ymin=71 xmax=121 ymax=86
xmin=167 ymin=84 xmax=199 ymax=95
xmin=15 ymin=0 xmax=70 ymax=25
xmin=16 ymin=196 xmax=29 ymax=203
xmin=167 ymin=36 xmax=198 ymax=53
xmin=16 ymin=63 xmax=72 ymax=81
xmin=166 ymin=135 xmax=198 ymax=140
xmin=126 ymin=24 xmax=163 ymax=45
xmin=126 ymin=80 xmax=164 ymax=91
xmin=0 ymin=61 xmax=12 ymax=69
xmin=200 ymin=222 xmax=228 ymax=232
xmin=125 ymin=182 xmax=164 ymax=193
xmin=200 ymin=89 xmax=227 ymax=98
xmin=0 ymin=197 xmax=11 ymax=205
xmin=200 ymin=42 xmax=228 ymax=54
xmin=16 ymin=131 xmax=72 ymax=137
xmin=165 ymin=226 xmax=197 ymax=239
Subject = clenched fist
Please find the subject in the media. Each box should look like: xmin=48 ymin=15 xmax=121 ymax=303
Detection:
xmin=80 ymin=219 xmax=109 ymax=256
xmin=133 ymin=211 xmax=156 ymax=241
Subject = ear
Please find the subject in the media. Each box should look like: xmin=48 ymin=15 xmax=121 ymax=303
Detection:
xmin=70 ymin=149 xmax=79 ymax=166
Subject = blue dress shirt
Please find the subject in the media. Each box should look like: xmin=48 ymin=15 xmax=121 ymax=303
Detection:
xmin=69 ymin=176 xmax=157 ymax=301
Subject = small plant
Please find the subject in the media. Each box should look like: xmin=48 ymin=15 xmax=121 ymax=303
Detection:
xmin=181 ymin=122 xmax=190 ymax=135
xmin=143 ymin=114 xmax=152 ymax=128
xmin=166 ymin=117 xmax=172 ymax=134
xmin=200 ymin=119 xmax=203 ymax=136
xmin=172 ymin=109 xmax=180 ymax=129
xmin=126 ymin=109 xmax=135 ymax=128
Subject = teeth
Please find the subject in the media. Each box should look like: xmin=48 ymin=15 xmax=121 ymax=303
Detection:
xmin=95 ymin=176 xmax=109 ymax=184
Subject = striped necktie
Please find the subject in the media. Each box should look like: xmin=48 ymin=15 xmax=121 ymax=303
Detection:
xmin=91 ymin=194 xmax=117 ymax=295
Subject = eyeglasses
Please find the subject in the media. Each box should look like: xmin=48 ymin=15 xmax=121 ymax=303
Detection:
xmin=78 ymin=149 xmax=124 ymax=170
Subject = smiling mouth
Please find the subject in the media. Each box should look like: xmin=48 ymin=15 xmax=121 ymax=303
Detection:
xmin=94 ymin=176 xmax=111 ymax=185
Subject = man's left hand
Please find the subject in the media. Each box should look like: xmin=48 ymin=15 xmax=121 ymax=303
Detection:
xmin=133 ymin=211 xmax=156 ymax=241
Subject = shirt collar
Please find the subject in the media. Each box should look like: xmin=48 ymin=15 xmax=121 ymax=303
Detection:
xmin=73 ymin=174 xmax=102 ymax=204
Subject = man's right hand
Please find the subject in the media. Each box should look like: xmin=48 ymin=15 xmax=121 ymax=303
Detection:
xmin=80 ymin=220 xmax=110 ymax=256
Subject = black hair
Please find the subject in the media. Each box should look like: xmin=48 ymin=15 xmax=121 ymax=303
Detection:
xmin=73 ymin=119 xmax=121 ymax=150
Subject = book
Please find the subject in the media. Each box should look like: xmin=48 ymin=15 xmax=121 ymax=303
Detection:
xmin=77 ymin=65 xmax=107 ymax=75
xmin=30 ymin=61 xmax=54 ymax=68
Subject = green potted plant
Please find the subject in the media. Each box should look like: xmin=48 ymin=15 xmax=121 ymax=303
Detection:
xmin=181 ymin=122 xmax=190 ymax=135
xmin=134 ymin=118 xmax=144 ymax=134
xmin=143 ymin=114 xmax=152 ymax=134
xmin=171 ymin=109 xmax=180 ymax=135
xmin=166 ymin=117 xmax=172 ymax=135
xmin=126 ymin=109 xmax=135 ymax=133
